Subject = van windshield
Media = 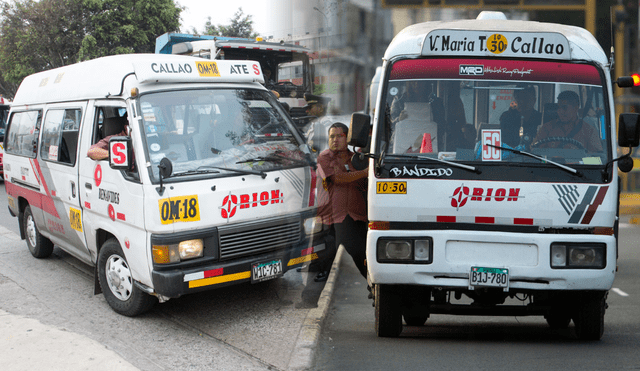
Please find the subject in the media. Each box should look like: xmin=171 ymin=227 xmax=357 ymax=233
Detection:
xmin=380 ymin=59 xmax=609 ymax=167
xmin=139 ymin=88 xmax=308 ymax=180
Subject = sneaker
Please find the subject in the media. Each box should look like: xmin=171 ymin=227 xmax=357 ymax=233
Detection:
xmin=314 ymin=271 xmax=329 ymax=282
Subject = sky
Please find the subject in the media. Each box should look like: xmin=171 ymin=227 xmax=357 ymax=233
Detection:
xmin=177 ymin=0 xmax=270 ymax=35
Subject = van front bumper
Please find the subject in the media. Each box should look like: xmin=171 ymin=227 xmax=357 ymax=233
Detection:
xmin=151 ymin=237 xmax=327 ymax=298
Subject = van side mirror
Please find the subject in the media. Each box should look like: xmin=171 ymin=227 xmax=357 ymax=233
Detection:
xmin=618 ymin=113 xmax=640 ymax=148
xmin=109 ymin=136 xmax=133 ymax=170
xmin=348 ymin=113 xmax=371 ymax=148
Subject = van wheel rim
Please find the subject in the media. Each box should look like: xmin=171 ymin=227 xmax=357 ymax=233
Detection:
xmin=106 ymin=254 xmax=133 ymax=301
xmin=26 ymin=215 xmax=36 ymax=248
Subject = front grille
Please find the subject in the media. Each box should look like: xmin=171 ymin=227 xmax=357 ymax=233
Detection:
xmin=218 ymin=216 xmax=302 ymax=260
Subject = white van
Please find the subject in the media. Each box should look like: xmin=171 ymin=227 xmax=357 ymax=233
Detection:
xmin=3 ymin=54 xmax=328 ymax=316
xmin=349 ymin=12 xmax=640 ymax=339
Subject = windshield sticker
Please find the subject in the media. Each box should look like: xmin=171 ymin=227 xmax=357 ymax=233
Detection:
xmin=159 ymin=195 xmax=201 ymax=225
xmin=389 ymin=166 xmax=453 ymax=178
xmin=450 ymin=184 xmax=522 ymax=210
xmin=481 ymin=129 xmax=502 ymax=161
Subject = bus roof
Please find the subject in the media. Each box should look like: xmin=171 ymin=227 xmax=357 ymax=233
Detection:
xmin=12 ymin=54 xmax=265 ymax=106
xmin=384 ymin=15 xmax=607 ymax=65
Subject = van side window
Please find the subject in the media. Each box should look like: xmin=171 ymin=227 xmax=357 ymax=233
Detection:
xmin=40 ymin=109 xmax=82 ymax=165
xmin=5 ymin=110 xmax=42 ymax=158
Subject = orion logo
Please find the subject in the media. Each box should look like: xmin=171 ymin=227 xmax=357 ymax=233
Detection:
xmin=450 ymin=184 xmax=470 ymax=210
xmin=450 ymin=184 xmax=522 ymax=210
xmin=220 ymin=189 xmax=283 ymax=219
xmin=220 ymin=195 xmax=238 ymax=219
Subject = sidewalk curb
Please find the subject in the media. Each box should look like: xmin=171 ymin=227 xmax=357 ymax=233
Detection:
xmin=287 ymin=245 xmax=344 ymax=371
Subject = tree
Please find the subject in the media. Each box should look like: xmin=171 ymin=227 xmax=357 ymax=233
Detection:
xmin=79 ymin=0 xmax=183 ymax=60
xmin=203 ymin=7 xmax=258 ymax=38
xmin=0 ymin=0 xmax=182 ymax=98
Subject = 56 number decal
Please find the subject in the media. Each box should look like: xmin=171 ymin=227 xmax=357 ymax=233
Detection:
xmin=159 ymin=195 xmax=201 ymax=224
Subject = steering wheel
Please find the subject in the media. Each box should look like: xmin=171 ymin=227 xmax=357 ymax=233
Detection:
xmin=530 ymin=136 xmax=585 ymax=150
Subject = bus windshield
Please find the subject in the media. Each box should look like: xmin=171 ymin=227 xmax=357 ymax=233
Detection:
xmin=380 ymin=59 xmax=609 ymax=166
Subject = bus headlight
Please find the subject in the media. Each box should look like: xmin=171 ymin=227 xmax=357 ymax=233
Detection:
xmin=550 ymin=243 xmax=605 ymax=269
xmin=377 ymin=238 xmax=432 ymax=263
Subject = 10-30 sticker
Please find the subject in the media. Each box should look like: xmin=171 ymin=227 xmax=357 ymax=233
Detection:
xmin=159 ymin=195 xmax=201 ymax=224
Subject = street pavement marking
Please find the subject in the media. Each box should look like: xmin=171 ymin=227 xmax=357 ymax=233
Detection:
xmin=612 ymin=287 xmax=629 ymax=297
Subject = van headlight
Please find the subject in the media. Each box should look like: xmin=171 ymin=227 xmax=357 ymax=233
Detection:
xmin=550 ymin=243 xmax=605 ymax=269
xmin=377 ymin=238 xmax=432 ymax=263
xmin=153 ymin=239 xmax=204 ymax=264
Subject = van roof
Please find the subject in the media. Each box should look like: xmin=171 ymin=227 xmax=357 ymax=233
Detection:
xmin=12 ymin=54 xmax=265 ymax=105
xmin=384 ymin=16 xmax=607 ymax=65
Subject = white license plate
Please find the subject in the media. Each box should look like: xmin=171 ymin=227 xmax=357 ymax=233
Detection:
xmin=251 ymin=259 xmax=283 ymax=283
xmin=470 ymin=266 xmax=509 ymax=289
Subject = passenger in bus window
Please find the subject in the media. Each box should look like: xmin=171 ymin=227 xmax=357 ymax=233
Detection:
xmin=499 ymin=86 xmax=542 ymax=147
xmin=532 ymin=90 xmax=602 ymax=152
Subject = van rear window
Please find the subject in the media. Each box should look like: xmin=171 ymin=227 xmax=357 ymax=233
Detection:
xmin=5 ymin=110 xmax=42 ymax=158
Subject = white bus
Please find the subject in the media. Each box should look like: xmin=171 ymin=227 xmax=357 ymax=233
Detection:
xmin=348 ymin=12 xmax=640 ymax=340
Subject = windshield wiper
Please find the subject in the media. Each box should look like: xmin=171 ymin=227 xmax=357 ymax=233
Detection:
xmin=386 ymin=153 xmax=480 ymax=173
xmin=485 ymin=144 xmax=582 ymax=177
xmin=197 ymin=165 xmax=267 ymax=179
xmin=237 ymin=153 xmax=310 ymax=167
xmin=172 ymin=168 xmax=220 ymax=177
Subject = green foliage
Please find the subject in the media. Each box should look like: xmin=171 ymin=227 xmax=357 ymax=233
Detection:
xmin=203 ymin=7 xmax=258 ymax=39
xmin=0 ymin=0 xmax=183 ymax=98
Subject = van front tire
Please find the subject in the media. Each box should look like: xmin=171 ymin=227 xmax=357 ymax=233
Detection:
xmin=23 ymin=205 xmax=54 ymax=258
xmin=98 ymin=239 xmax=156 ymax=316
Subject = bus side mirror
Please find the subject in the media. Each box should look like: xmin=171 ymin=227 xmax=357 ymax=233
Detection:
xmin=349 ymin=112 xmax=371 ymax=148
xmin=618 ymin=113 xmax=640 ymax=148
xmin=109 ymin=136 xmax=133 ymax=170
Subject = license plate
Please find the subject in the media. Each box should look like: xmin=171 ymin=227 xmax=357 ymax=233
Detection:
xmin=470 ymin=266 xmax=509 ymax=289
xmin=251 ymin=259 xmax=283 ymax=283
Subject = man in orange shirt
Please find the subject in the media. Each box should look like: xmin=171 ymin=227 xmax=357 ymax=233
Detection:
xmin=532 ymin=90 xmax=602 ymax=152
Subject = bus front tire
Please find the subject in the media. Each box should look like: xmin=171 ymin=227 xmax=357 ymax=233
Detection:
xmin=573 ymin=292 xmax=606 ymax=340
xmin=375 ymin=284 xmax=403 ymax=337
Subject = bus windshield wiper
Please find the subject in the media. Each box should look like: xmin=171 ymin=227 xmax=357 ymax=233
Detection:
xmin=197 ymin=165 xmax=267 ymax=179
xmin=386 ymin=153 xmax=479 ymax=173
xmin=485 ymin=143 xmax=582 ymax=177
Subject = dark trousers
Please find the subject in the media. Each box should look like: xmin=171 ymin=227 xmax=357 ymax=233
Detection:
xmin=334 ymin=215 xmax=368 ymax=278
